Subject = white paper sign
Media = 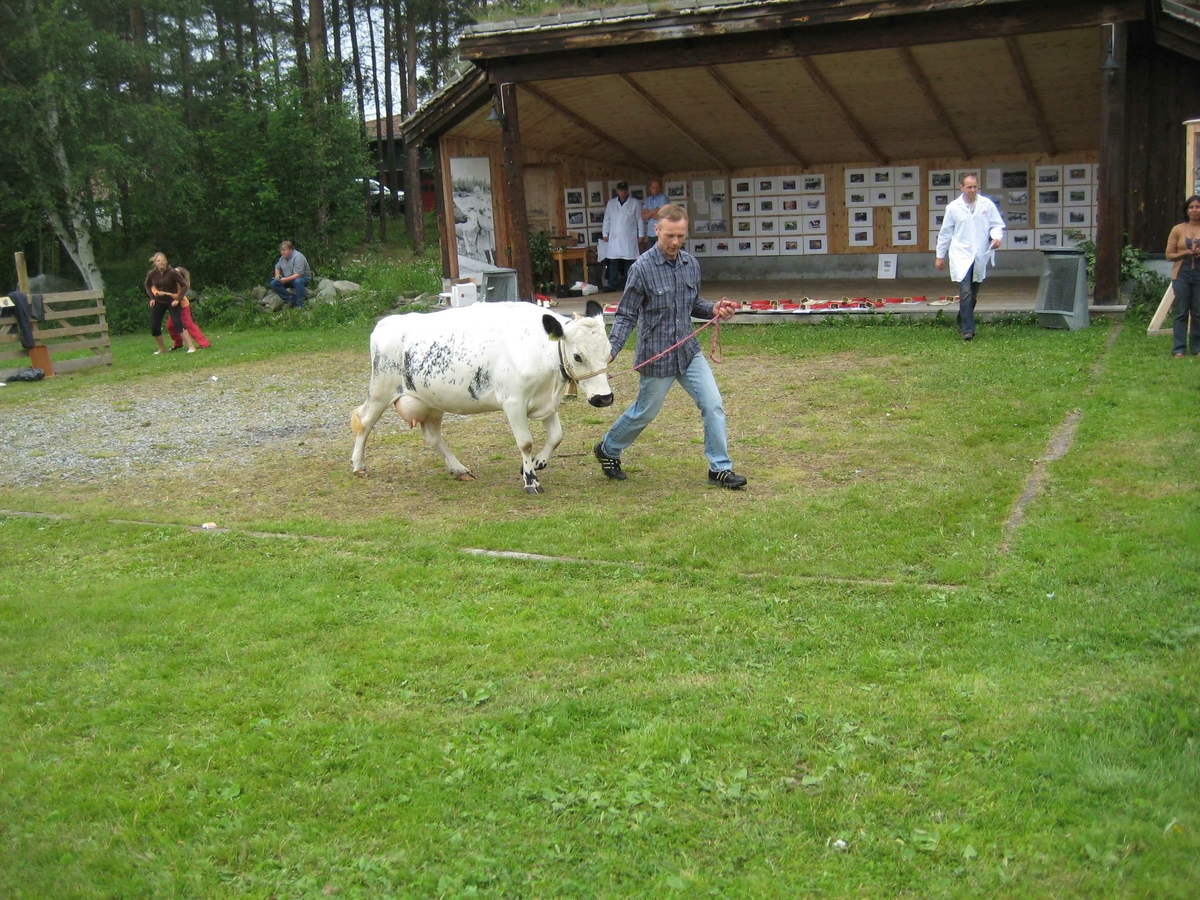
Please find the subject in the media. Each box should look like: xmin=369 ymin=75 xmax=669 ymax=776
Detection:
xmin=877 ymin=253 xmax=898 ymax=279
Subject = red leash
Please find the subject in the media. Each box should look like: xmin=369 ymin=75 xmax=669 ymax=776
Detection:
xmin=609 ymin=315 xmax=724 ymax=380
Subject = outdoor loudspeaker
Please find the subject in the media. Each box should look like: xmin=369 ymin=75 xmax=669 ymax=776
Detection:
xmin=481 ymin=268 xmax=519 ymax=302
xmin=1034 ymin=247 xmax=1090 ymax=330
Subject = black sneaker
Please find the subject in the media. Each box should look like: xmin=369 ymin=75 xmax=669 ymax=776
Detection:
xmin=709 ymin=469 xmax=748 ymax=489
xmin=594 ymin=442 xmax=626 ymax=480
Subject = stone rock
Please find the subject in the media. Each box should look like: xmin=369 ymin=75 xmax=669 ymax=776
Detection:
xmin=332 ymin=280 xmax=361 ymax=295
xmin=252 ymin=285 xmax=268 ymax=300
xmin=315 ymin=278 xmax=339 ymax=303
xmin=260 ymin=292 xmax=284 ymax=312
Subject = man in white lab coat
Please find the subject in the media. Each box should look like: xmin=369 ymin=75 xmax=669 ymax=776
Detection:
xmin=601 ymin=181 xmax=644 ymax=292
xmin=935 ymin=174 xmax=1005 ymax=341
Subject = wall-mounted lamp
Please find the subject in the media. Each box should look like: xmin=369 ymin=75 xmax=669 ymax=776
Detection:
xmin=1101 ymin=22 xmax=1120 ymax=72
xmin=487 ymin=94 xmax=507 ymax=129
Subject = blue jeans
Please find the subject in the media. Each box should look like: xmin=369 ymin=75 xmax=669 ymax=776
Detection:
xmin=604 ymin=258 xmax=632 ymax=292
xmin=599 ymin=352 xmax=733 ymax=472
xmin=270 ymin=276 xmax=309 ymax=308
xmin=1172 ymin=267 xmax=1200 ymax=355
xmin=957 ymin=265 xmax=981 ymax=335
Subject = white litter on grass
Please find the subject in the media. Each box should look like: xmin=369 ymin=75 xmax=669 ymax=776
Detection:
xmin=201 ymin=522 xmax=218 ymax=529
xmin=832 ymin=839 xmax=848 ymax=851
xmin=210 ymin=376 xmax=218 ymax=381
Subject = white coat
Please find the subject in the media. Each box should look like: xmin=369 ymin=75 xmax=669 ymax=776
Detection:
xmin=601 ymin=196 xmax=644 ymax=261
xmin=936 ymin=194 xmax=1006 ymax=283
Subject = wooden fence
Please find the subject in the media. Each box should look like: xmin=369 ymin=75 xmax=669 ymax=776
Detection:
xmin=1 ymin=251 xmax=111 ymax=380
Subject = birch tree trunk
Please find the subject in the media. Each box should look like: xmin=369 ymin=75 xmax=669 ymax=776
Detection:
xmin=42 ymin=97 xmax=104 ymax=292
xmin=403 ymin=1 xmax=422 ymax=253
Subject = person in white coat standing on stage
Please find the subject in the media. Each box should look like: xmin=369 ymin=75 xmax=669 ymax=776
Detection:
xmin=601 ymin=181 xmax=644 ymax=292
xmin=935 ymin=173 xmax=1005 ymax=341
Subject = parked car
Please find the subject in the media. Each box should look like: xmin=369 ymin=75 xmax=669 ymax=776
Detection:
xmin=355 ymin=178 xmax=405 ymax=212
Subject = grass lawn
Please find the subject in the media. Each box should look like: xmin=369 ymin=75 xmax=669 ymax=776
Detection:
xmin=0 ymin=317 xmax=1197 ymax=898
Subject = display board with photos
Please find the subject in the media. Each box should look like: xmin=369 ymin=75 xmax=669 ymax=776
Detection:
xmin=846 ymin=166 xmax=921 ymax=249
xmin=728 ymin=173 xmax=827 ymax=254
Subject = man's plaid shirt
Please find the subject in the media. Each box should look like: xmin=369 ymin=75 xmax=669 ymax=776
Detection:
xmin=608 ymin=244 xmax=716 ymax=378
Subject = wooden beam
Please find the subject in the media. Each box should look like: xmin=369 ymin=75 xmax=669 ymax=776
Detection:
xmin=896 ymin=47 xmax=970 ymax=159
xmin=617 ymin=73 xmax=733 ymax=170
xmin=518 ymin=82 xmax=661 ymax=174
xmin=430 ymin=137 xmax=452 ymax=281
xmin=1095 ymin=22 xmax=1128 ymax=305
xmin=498 ymin=82 xmax=535 ymax=301
xmin=797 ymin=57 xmax=885 ymax=165
xmin=483 ymin=0 xmax=1144 ymax=84
xmin=705 ymin=65 xmax=808 ymax=167
xmin=1003 ymin=36 xmax=1057 ymax=157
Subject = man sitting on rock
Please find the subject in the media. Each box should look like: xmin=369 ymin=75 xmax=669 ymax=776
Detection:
xmin=269 ymin=241 xmax=311 ymax=308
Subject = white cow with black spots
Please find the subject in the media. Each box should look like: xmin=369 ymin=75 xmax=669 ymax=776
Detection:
xmin=350 ymin=300 xmax=614 ymax=494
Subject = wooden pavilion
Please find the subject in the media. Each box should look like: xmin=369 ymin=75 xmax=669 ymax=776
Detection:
xmin=401 ymin=0 xmax=1200 ymax=302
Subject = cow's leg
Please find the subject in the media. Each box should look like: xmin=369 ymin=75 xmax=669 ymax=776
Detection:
xmin=350 ymin=374 xmax=402 ymax=475
xmin=502 ymin=402 xmax=543 ymax=494
xmin=532 ymin=411 xmax=564 ymax=472
xmin=419 ymin=411 xmax=475 ymax=481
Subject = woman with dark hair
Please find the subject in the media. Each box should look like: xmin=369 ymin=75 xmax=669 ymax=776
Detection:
xmin=144 ymin=252 xmax=197 ymax=355
xmin=1164 ymin=195 xmax=1200 ymax=358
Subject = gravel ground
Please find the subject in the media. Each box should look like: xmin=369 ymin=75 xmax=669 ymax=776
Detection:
xmin=0 ymin=369 xmax=365 ymax=490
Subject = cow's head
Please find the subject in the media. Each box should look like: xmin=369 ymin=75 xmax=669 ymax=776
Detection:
xmin=544 ymin=300 xmax=614 ymax=407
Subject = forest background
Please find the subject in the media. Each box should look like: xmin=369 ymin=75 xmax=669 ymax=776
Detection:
xmin=0 ymin=0 xmax=553 ymax=297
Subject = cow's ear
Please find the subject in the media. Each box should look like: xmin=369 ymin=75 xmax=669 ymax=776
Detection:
xmin=542 ymin=313 xmax=564 ymax=341
xmin=585 ymin=299 xmax=604 ymax=319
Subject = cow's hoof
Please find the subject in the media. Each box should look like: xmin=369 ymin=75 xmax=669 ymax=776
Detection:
xmin=524 ymin=482 xmax=544 ymax=495
xmin=455 ymin=471 xmax=476 ymax=481
xmin=353 ymin=468 xmax=367 ymax=478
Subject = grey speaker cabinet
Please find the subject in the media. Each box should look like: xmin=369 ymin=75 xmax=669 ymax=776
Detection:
xmin=1034 ymin=247 xmax=1090 ymax=330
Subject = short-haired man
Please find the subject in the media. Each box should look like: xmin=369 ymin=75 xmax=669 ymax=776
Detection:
xmin=935 ymin=174 xmax=1005 ymax=341
xmin=640 ymin=179 xmax=667 ymax=252
xmin=594 ymin=203 xmax=747 ymax=489
xmin=601 ymin=181 xmax=643 ymax=292
xmin=270 ymin=241 xmax=312 ymax=309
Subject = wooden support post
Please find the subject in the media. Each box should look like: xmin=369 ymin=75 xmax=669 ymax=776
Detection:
xmin=15 ymin=250 xmax=30 ymax=294
xmin=1095 ymin=21 xmax=1128 ymax=305
xmin=498 ymin=82 xmax=535 ymax=301
xmin=431 ymin=138 xmax=452 ymax=282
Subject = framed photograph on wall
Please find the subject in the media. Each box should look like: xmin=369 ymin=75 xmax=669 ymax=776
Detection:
xmin=929 ymin=169 xmax=953 ymax=189
xmin=1007 ymin=190 xmax=1029 ymax=206
xmin=892 ymin=206 xmax=917 ymax=225
xmin=779 ymin=175 xmax=801 ymax=194
xmin=849 ymin=228 xmax=874 ymax=247
xmin=587 ymin=182 xmax=605 ymax=206
xmin=567 ymin=209 xmax=586 ymax=227
xmin=1065 ymin=207 xmax=1092 ymax=227
xmin=806 ymin=236 xmax=828 ymax=255
xmin=895 ymin=166 xmax=920 ymax=186
xmin=734 ymin=239 xmax=756 ymax=257
xmin=802 ymin=195 xmax=827 ymax=214
xmin=1036 ymin=229 xmax=1062 ymax=248
xmin=928 ymin=232 xmax=940 ymax=252
xmin=1036 ymin=165 xmax=1063 ymax=186
xmin=564 ymin=188 xmax=585 ymax=209
xmin=665 ymin=181 xmax=687 ymax=200
xmin=755 ymin=216 xmax=778 ymax=235
xmin=781 ymin=237 xmax=804 ymax=256
xmin=780 ymin=217 xmax=801 ymax=233
xmin=1064 ymin=164 xmax=1092 ymax=184
xmin=711 ymin=239 xmax=733 ymax=257
xmin=846 ymin=189 xmax=870 ymax=207
xmin=1037 ymin=209 xmax=1061 ymax=227
xmin=1064 ymin=186 xmax=1092 ymax=206
xmin=629 ymin=184 xmax=646 ymax=201
xmin=734 ymin=219 xmax=754 ymax=234
xmin=1002 ymin=169 xmax=1029 ymax=189
xmin=931 ymin=191 xmax=953 ymax=208
xmin=1037 ymin=189 xmax=1062 ymax=207
xmin=734 ymin=199 xmax=754 ymax=215
xmin=929 ymin=210 xmax=945 ymax=230
xmin=588 ymin=208 xmax=606 ymax=226
xmin=754 ymin=176 xmax=780 ymax=196
xmin=757 ymin=237 xmax=780 ymax=256
xmin=1007 ymin=229 xmax=1034 ymax=250
xmin=689 ymin=239 xmax=710 ymax=257
xmin=1006 ymin=210 xmax=1029 ymax=226
xmin=757 ymin=197 xmax=777 ymax=214
xmin=845 ymin=167 xmax=869 ymax=187
xmin=802 ymin=215 xmax=827 ymax=234
xmin=891 ymin=226 xmax=917 ymax=246
xmin=802 ymin=174 xmax=826 ymax=193
xmin=693 ymin=220 xmax=711 ymax=234
xmin=732 ymin=178 xmax=754 ymax=197
xmin=896 ymin=188 xmax=918 ymax=204
xmin=872 ymin=187 xmax=895 ymax=207
xmin=589 ymin=230 xmax=603 ymax=246
xmin=781 ymin=198 xmax=799 ymax=212
xmin=851 ymin=208 xmax=874 ymax=226
xmin=870 ymin=167 xmax=894 ymax=186
xmin=1062 ymin=229 xmax=1089 ymax=248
